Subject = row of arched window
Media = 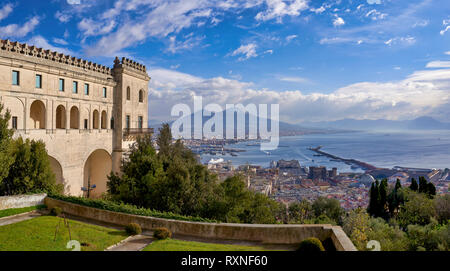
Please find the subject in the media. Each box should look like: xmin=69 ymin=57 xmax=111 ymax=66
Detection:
xmin=29 ymin=100 xmax=110 ymax=130
xmin=126 ymin=87 xmax=145 ymax=103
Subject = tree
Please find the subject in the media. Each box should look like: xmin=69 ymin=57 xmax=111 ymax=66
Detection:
xmin=0 ymin=103 xmax=14 ymax=187
xmin=312 ymin=197 xmax=344 ymax=224
xmin=410 ymin=178 xmax=418 ymax=191
xmin=368 ymin=179 xmax=388 ymax=219
xmin=368 ymin=182 xmax=379 ymax=217
xmin=288 ymin=200 xmax=313 ymax=223
xmin=434 ymin=194 xmax=450 ymax=224
xmin=418 ymin=176 xmax=428 ymax=194
xmin=1 ymin=138 xmax=62 ymax=195
xmin=388 ymin=180 xmax=405 ymax=217
xmin=398 ymin=191 xmax=436 ymax=229
xmin=427 ymin=182 xmax=436 ymax=197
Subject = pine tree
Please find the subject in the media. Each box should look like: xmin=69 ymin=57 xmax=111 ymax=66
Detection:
xmin=368 ymin=182 xmax=379 ymax=217
xmin=410 ymin=178 xmax=418 ymax=191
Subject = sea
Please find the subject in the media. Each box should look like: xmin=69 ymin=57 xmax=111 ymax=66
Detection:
xmin=200 ymin=130 xmax=450 ymax=172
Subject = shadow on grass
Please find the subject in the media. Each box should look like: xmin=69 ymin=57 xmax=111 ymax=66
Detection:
xmin=108 ymin=231 xmax=128 ymax=236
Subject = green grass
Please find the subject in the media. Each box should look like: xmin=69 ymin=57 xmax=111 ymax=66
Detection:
xmin=0 ymin=205 xmax=46 ymax=218
xmin=0 ymin=216 xmax=128 ymax=251
xmin=143 ymin=239 xmax=268 ymax=251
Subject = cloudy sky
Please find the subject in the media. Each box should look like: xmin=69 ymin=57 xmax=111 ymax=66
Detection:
xmin=1 ymin=0 xmax=450 ymax=123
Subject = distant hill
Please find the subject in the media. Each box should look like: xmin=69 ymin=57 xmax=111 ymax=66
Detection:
xmin=148 ymin=110 xmax=347 ymax=137
xmin=301 ymin=116 xmax=450 ymax=131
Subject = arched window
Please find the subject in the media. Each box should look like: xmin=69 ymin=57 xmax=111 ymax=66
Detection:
xmin=126 ymin=87 xmax=131 ymax=101
xmin=101 ymin=111 xmax=107 ymax=129
xmin=70 ymin=106 xmax=79 ymax=129
xmin=30 ymin=100 xmax=46 ymax=129
xmin=93 ymin=110 xmax=99 ymax=129
xmin=139 ymin=89 xmax=144 ymax=103
xmin=56 ymin=105 xmax=66 ymax=129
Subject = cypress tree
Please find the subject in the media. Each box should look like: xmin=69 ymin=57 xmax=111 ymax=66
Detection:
xmin=427 ymin=182 xmax=436 ymax=197
xmin=379 ymin=179 xmax=388 ymax=218
xmin=410 ymin=178 xmax=418 ymax=191
xmin=0 ymin=103 xmax=14 ymax=187
xmin=395 ymin=179 xmax=402 ymax=190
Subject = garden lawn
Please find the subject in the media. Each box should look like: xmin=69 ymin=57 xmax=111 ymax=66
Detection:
xmin=0 ymin=215 xmax=127 ymax=251
xmin=0 ymin=205 xmax=46 ymax=218
xmin=143 ymin=239 xmax=268 ymax=251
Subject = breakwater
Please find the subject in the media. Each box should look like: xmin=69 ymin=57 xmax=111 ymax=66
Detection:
xmin=309 ymin=146 xmax=378 ymax=171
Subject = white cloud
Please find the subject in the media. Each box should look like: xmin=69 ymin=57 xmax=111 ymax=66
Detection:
xmin=367 ymin=0 xmax=381 ymax=4
xmin=0 ymin=16 xmax=39 ymax=38
xmin=426 ymin=61 xmax=450 ymax=68
xmin=285 ymin=34 xmax=298 ymax=42
xmin=384 ymin=36 xmax=416 ymax=46
xmin=53 ymin=38 xmax=68 ymax=46
xmin=278 ymin=76 xmax=308 ymax=83
xmin=445 ymin=51 xmax=450 ymax=55
xmin=166 ymin=35 xmax=205 ymax=54
xmin=26 ymin=35 xmax=74 ymax=55
xmin=78 ymin=18 xmax=116 ymax=39
xmin=0 ymin=3 xmax=13 ymax=21
xmin=310 ymin=6 xmax=326 ymax=14
xmin=230 ymin=43 xmax=258 ymax=61
xmin=148 ymin=63 xmax=450 ymax=123
xmin=333 ymin=16 xmax=345 ymax=27
xmin=365 ymin=9 xmax=387 ymax=20
xmin=67 ymin=0 xmax=81 ymax=4
xmin=55 ymin=11 xmax=71 ymax=23
xmin=255 ymin=0 xmax=309 ymax=22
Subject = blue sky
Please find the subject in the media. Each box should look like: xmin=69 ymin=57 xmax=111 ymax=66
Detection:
xmin=1 ymin=0 xmax=449 ymax=123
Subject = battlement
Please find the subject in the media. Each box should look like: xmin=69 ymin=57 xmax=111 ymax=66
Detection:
xmin=113 ymin=56 xmax=147 ymax=73
xmin=0 ymin=39 xmax=112 ymax=75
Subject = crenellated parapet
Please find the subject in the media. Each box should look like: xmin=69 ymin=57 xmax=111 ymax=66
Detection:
xmin=113 ymin=56 xmax=147 ymax=74
xmin=0 ymin=39 xmax=112 ymax=75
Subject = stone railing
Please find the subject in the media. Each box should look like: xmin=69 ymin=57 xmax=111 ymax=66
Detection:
xmin=0 ymin=193 xmax=47 ymax=210
xmin=45 ymin=197 xmax=357 ymax=251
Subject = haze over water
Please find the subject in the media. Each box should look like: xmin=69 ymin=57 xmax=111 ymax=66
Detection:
xmin=201 ymin=131 xmax=450 ymax=172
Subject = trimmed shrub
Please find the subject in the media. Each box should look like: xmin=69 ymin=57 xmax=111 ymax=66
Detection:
xmin=50 ymin=206 xmax=62 ymax=216
xmin=48 ymin=194 xmax=215 ymax=223
xmin=125 ymin=223 xmax=142 ymax=236
xmin=297 ymin=237 xmax=325 ymax=252
xmin=153 ymin=227 xmax=172 ymax=240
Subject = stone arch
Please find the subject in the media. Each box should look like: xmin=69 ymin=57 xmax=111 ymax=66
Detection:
xmin=30 ymin=100 xmax=46 ymax=129
xmin=70 ymin=106 xmax=79 ymax=129
xmin=93 ymin=110 xmax=99 ymax=129
xmin=83 ymin=149 xmax=112 ymax=198
xmin=139 ymin=89 xmax=144 ymax=103
xmin=56 ymin=105 xmax=66 ymax=129
xmin=101 ymin=110 xmax=107 ymax=129
xmin=2 ymin=96 xmax=24 ymax=129
xmin=48 ymin=155 xmax=64 ymax=186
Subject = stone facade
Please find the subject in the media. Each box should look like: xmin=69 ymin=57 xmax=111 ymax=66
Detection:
xmin=0 ymin=39 xmax=150 ymax=197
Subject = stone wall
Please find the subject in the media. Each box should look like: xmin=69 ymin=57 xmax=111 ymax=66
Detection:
xmin=0 ymin=193 xmax=47 ymax=210
xmin=45 ymin=197 xmax=357 ymax=251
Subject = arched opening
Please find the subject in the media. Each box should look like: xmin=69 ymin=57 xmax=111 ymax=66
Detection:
xmin=48 ymin=155 xmax=64 ymax=186
xmin=30 ymin=100 xmax=46 ymax=129
xmin=139 ymin=89 xmax=144 ymax=103
xmin=126 ymin=87 xmax=131 ymax=101
xmin=56 ymin=105 xmax=66 ymax=129
xmin=83 ymin=149 xmax=112 ymax=198
xmin=93 ymin=110 xmax=99 ymax=129
xmin=70 ymin=106 xmax=79 ymax=129
xmin=101 ymin=111 xmax=107 ymax=129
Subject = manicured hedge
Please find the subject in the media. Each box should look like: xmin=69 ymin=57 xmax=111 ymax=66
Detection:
xmin=48 ymin=194 xmax=216 ymax=223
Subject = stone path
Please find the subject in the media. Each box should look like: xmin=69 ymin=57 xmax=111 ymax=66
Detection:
xmin=0 ymin=211 xmax=42 ymax=226
xmin=105 ymin=234 xmax=153 ymax=251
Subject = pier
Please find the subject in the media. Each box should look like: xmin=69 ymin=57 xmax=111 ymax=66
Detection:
xmin=308 ymin=146 xmax=378 ymax=171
